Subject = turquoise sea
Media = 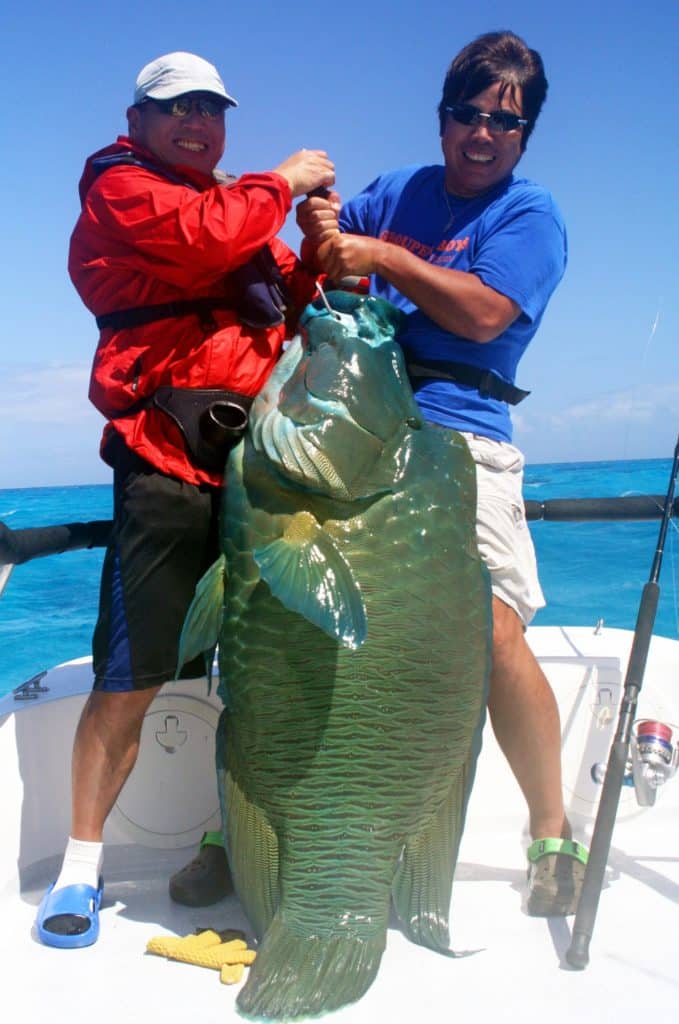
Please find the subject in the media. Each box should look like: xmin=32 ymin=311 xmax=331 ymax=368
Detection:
xmin=1 ymin=458 xmax=677 ymax=697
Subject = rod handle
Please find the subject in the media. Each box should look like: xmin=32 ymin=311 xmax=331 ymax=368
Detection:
xmin=566 ymin=931 xmax=590 ymax=970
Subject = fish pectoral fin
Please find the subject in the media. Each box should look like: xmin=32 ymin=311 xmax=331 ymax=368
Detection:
xmin=176 ymin=554 xmax=226 ymax=677
xmin=253 ymin=511 xmax=367 ymax=649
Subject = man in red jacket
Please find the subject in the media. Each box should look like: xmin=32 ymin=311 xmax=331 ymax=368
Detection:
xmin=35 ymin=51 xmax=334 ymax=949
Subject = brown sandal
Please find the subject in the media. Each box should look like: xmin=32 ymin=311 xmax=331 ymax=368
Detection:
xmin=526 ymin=838 xmax=588 ymax=917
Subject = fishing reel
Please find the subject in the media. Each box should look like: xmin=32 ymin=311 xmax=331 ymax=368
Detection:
xmin=592 ymin=720 xmax=679 ymax=807
xmin=628 ymin=720 xmax=679 ymax=805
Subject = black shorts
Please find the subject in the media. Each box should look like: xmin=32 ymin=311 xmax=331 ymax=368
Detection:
xmin=93 ymin=433 xmax=221 ymax=691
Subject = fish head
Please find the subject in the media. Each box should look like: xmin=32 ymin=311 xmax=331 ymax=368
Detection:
xmin=250 ymin=291 xmax=424 ymax=500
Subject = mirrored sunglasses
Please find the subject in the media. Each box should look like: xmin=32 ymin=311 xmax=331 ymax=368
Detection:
xmin=145 ymin=95 xmax=228 ymax=120
xmin=445 ymin=103 xmax=527 ymax=134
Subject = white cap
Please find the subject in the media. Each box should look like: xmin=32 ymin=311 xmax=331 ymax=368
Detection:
xmin=133 ymin=51 xmax=238 ymax=107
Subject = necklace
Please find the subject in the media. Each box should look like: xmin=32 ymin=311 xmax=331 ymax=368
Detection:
xmin=442 ymin=185 xmax=484 ymax=233
xmin=442 ymin=187 xmax=458 ymax=232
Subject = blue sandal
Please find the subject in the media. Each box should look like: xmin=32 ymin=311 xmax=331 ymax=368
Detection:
xmin=36 ymin=878 xmax=104 ymax=948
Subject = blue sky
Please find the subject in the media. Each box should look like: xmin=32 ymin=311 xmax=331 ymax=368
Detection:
xmin=2 ymin=0 xmax=677 ymax=487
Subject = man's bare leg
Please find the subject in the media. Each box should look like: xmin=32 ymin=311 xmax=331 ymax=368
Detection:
xmin=39 ymin=685 xmax=163 ymax=945
xmin=487 ymin=596 xmax=569 ymax=841
xmin=70 ymin=686 xmax=162 ymax=839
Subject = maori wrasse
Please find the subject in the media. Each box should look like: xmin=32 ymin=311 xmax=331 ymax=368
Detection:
xmin=179 ymin=291 xmax=492 ymax=1019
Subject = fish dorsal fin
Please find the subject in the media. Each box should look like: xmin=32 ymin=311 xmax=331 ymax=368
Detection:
xmin=176 ymin=555 xmax=226 ymax=681
xmin=253 ymin=511 xmax=367 ymax=649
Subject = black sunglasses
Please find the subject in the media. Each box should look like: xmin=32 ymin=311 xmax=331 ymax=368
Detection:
xmin=143 ymin=94 xmax=228 ymax=120
xmin=445 ymin=103 xmax=527 ymax=134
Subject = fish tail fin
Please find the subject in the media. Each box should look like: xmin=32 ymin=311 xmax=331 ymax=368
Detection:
xmin=392 ymin=763 xmax=471 ymax=954
xmin=236 ymin=911 xmax=385 ymax=1019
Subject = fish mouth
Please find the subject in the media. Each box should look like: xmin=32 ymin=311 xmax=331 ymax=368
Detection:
xmin=251 ymin=357 xmax=415 ymax=502
xmin=249 ymin=293 xmax=421 ymax=500
xmin=294 ymin=306 xmax=421 ymax=439
xmin=251 ymin=394 xmax=385 ymax=501
xmin=301 ymin=349 xmax=385 ymax=445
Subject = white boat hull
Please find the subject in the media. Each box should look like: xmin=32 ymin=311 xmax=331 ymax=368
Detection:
xmin=1 ymin=625 xmax=678 ymax=1022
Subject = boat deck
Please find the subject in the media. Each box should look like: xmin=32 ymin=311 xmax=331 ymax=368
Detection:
xmin=2 ymin=626 xmax=678 ymax=1022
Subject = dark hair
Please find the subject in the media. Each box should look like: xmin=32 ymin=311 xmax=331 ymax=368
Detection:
xmin=437 ymin=31 xmax=547 ymax=150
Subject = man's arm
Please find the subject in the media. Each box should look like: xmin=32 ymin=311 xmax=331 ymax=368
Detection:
xmin=85 ymin=151 xmax=335 ymax=291
xmin=297 ymin=193 xmax=519 ymax=344
xmin=318 ymin=233 xmax=520 ymax=343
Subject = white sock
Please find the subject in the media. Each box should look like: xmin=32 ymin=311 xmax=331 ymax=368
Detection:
xmin=53 ymin=837 xmax=103 ymax=893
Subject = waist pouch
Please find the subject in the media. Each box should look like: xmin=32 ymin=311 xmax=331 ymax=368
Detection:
xmin=117 ymin=386 xmax=251 ymax=471
xmin=229 ymin=246 xmax=290 ymax=329
xmin=153 ymin=386 xmax=252 ymax=471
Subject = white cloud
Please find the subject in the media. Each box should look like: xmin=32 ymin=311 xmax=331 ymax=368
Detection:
xmin=550 ymin=383 xmax=678 ymax=427
xmin=0 ymin=363 xmax=94 ymax=424
xmin=514 ymin=381 xmax=679 ymax=464
xmin=0 ymin=363 xmax=108 ymax=488
xmin=1 ymin=363 xmax=676 ymax=486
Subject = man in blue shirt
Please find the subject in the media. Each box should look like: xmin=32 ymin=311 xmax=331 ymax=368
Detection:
xmin=298 ymin=29 xmax=586 ymax=916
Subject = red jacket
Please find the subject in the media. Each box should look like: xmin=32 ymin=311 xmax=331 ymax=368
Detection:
xmin=69 ymin=136 xmax=318 ymax=486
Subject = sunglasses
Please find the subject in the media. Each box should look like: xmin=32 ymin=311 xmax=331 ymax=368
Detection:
xmin=445 ymin=103 xmax=527 ymax=134
xmin=144 ymin=95 xmax=228 ymax=120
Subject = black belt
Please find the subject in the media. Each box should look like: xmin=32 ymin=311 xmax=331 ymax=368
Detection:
xmin=406 ymin=358 xmax=530 ymax=405
xmin=96 ymin=297 xmax=235 ymax=332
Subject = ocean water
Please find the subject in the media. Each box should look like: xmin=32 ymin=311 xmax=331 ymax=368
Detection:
xmin=0 ymin=458 xmax=677 ymax=697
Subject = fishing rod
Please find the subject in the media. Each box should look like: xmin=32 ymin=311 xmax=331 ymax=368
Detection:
xmin=566 ymin=433 xmax=679 ymax=970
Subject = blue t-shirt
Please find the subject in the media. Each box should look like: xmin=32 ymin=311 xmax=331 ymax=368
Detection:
xmin=339 ymin=165 xmax=567 ymax=441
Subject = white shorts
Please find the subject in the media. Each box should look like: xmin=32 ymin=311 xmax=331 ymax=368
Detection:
xmin=460 ymin=432 xmax=545 ymax=627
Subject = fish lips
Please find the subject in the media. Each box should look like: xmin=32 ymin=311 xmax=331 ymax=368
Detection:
xmin=282 ymin=314 xmax=422 ymax=442
xmin=272 ymin=334 xmax=420 ymax=500
xmin=251 ymin=292 xmax=425 ymax=500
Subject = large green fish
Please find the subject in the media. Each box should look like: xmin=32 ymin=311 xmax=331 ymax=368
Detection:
xmin=179 ymin=291 xmax=491 ymax=1019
